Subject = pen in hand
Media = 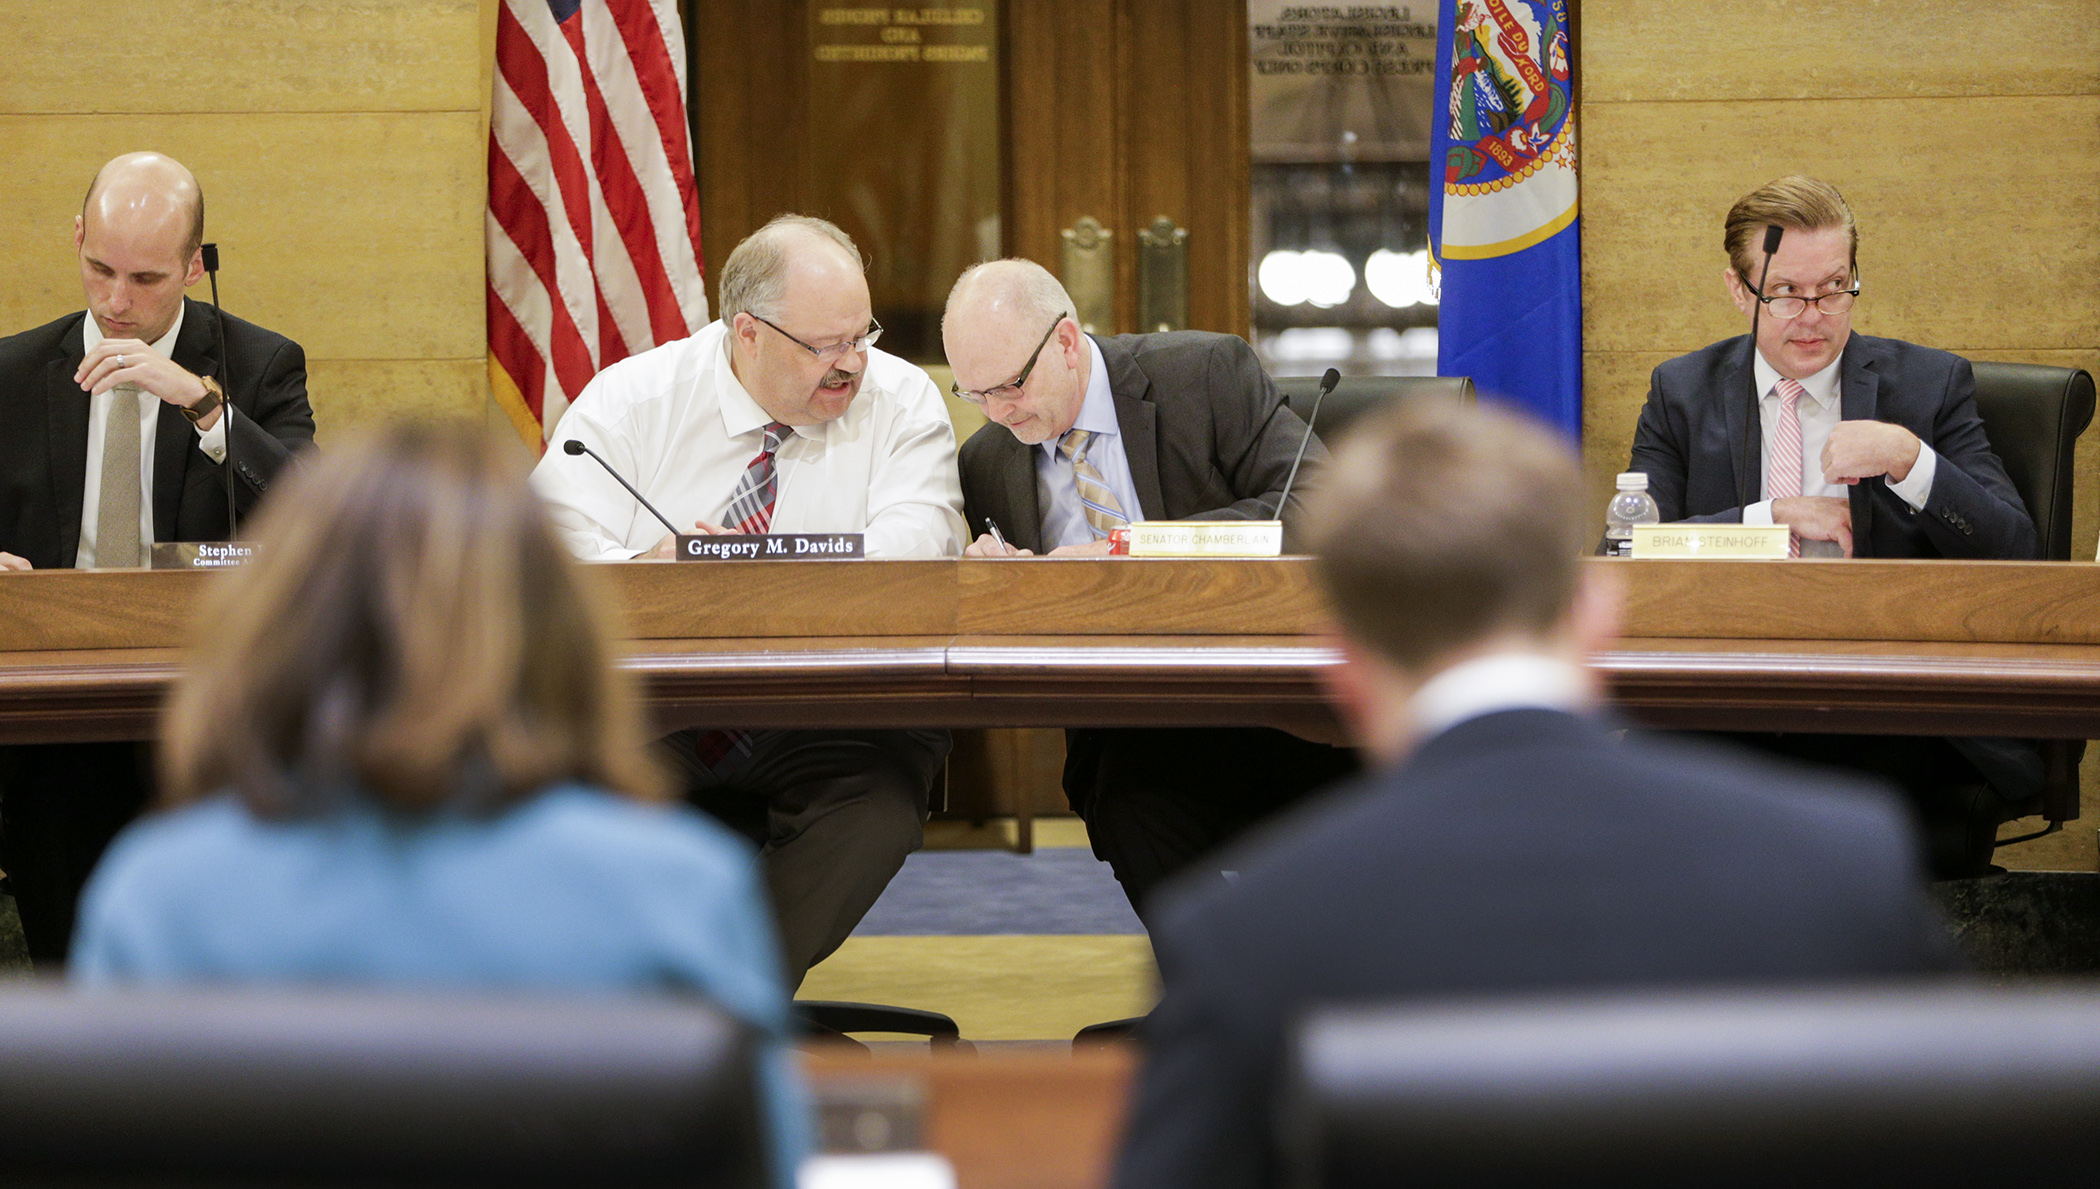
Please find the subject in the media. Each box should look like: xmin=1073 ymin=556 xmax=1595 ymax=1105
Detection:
xmin=984 ymin=519 xmax=1010 ymax=551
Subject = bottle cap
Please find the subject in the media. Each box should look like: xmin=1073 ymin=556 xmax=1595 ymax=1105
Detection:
xmin=1615 ymin=472 xmax=1648 ymax=491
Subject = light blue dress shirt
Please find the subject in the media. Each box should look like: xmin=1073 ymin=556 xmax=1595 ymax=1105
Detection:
xmin=71 ymin=784 xmax=809 ymax=1187
xmin=1036 ymin=336 xmax=1147 ymax=549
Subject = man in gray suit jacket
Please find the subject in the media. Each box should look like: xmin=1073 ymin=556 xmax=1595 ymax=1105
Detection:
xmin=941 ymin=259 xmax=1355 ymax=918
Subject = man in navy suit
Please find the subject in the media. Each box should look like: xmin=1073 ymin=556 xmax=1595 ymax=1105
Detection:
xmin=1112 ymin=400 xmax=1958 ymax=1189
xmin=1624 ymin=176 xmax=2038 ymax=876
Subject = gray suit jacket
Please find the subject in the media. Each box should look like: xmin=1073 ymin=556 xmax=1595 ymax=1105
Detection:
xmin=956 ymin=331 xmax=1323 ymax=552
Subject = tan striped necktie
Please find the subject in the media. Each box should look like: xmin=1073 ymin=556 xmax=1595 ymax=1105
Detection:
xmin=95 ymin=384 xmax=145 ymax=568
xmin=1769 ymin=379 xmax=1805 ymax=558
xmin=1060 ymin=429 xmax=1129 ymax=539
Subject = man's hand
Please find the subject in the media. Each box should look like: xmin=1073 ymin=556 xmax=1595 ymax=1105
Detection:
xmin=0 ymin=552 xmax=31 ymax=572
xmin=75 ymin=339 xmax=222 ymax=430
xmin=1822 ymin=420 xmax=1922 ymax=486
xmin=1047 ymin=538 xmax=1116 ymax=557
xmin=963 ymin=532 xmax=1032 ymax=558
xmin=1770 ymin=495 xmax=1854 ymax=556
xmin=640 ymin=519 xmax=732 ymax=559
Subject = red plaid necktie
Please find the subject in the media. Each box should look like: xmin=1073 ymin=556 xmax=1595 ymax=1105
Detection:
xmin=693 ymin=421 xmax=794 ymax=775
xmin=1769 ymin=379 xmax=1805 ymax=559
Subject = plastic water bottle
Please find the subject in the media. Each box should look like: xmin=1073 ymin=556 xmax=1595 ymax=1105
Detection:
xmin=1604 ymin=472 xmax=1660 ymax=557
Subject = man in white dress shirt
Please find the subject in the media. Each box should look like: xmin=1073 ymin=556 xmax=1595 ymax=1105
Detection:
xmin=532 ymin=215 xmax=964 ymax=987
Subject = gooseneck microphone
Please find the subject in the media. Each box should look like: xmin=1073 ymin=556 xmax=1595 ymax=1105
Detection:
xmin=201 ymin=242 xmax=238 ymax=538
xmin=1271 ymin=367 xmax=1340 ymax=518
xmin=562 ymin=439 xmax=681 ymax=538
xmin=1741 ymin=224 xmax=1783 ymax=500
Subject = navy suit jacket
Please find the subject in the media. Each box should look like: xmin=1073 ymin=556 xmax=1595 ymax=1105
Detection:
xmin=1112 ymin=709 xmax=1960 ymax=1189
xmin=0 ymin=299 xmax=314 ymax=569
xmin=956 ymin=330 xmax=1324 ymax=553
xmin=1628 ymin=333 xmax=2035 ymax=560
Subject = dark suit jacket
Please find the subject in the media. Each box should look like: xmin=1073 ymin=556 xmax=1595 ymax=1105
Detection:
xmin=1627 ymin=333 xmax=2035 ymax=560
xmin=956 ymin=330 xmax=1324 ymax=553
xmin=0 ymin=299 xmax=314 ymax=568
xmin=1112 ymin=709 xmax=1959 ymax=1189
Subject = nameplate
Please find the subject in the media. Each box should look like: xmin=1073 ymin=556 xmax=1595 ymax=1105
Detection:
xmin=1119 ymin=520 xmax=1283 ymax=558
xmin=1630 ymin=524 xmax=1790 ymax=559
xmin=150 ymin=541 xmax=258 ymax=570
xmin=675 ymin=533 xmax=865 ymax=561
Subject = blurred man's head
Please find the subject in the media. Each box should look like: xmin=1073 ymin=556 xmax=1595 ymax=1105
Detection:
xmin=74 ymin=152 xmax=205 ymax=344
xmin=718 ymin=215 xmax=878 ymax=426
xmin=1306 ymin=400 xmax=1615 ymax=761
xmin=942 ymin=259 xmax=1089 ymax=446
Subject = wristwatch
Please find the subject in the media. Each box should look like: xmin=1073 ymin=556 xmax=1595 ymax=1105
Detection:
xmin=182 ymin=376 xmax=225 ymax=424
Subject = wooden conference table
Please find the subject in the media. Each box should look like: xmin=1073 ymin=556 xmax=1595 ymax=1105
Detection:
xmin=0 ymin=556 xmax=2097 ymax=744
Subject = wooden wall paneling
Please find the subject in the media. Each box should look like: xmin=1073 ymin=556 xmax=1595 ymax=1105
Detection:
xmin=690 ymin=0 xmax=809 ymax=303
xmin=1007 ymin=0 xmax=1124 ymax=323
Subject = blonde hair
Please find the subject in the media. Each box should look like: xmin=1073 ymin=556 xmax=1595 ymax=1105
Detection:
xmin=159 ymin=422 xmax=666 ymax=815
xmin=1308 ymin=400 xmax=1586 ymax=670
xmin=717 ymin=214 xmax=864 ymax=321
xmin=1724 ymin=175 xmax=1858 ymax=284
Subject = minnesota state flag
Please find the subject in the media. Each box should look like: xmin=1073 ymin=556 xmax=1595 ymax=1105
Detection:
xmin=1429 ymin=0 xmax=1581 ymax=436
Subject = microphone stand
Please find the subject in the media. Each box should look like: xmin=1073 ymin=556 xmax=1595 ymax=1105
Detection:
xmin=1271 ymin=367 xmax=1340 ymax=520
xmin=1741 ymin=225 xmax=1782 ymax=502
xmin=202 ymin=243 xmax=236 ymax=540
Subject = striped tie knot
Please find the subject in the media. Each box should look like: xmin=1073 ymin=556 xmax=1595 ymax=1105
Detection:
xmin=723 ymin=421 xmax=795 ymax=536
xmin=1060 ymin=428 xmax=1130 ymax=539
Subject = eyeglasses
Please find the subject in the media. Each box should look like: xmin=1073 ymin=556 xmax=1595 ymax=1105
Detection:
xmin=1746 ymin=283 xmax=1861 ymax=320
xmin=952 ymin=318 xmax=1065 ymax=406
xmin=752 ymin=314 xmax=883 ymax=363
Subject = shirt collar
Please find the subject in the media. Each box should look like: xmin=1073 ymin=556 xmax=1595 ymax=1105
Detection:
xmin=712 ymin=321 xmax=801 ymax=442
xmin=82 ymin=302 xmax=186 ymax=359
xmin=1040 ymin=335 xmax=1119 ymax=461
xmin=1410 ymin=651 xmax=1592 ymax=741
xmin=1751 ymin=343 xmax=1844 ymax=411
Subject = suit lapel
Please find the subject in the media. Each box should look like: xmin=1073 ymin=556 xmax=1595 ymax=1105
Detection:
xmin=991 ymin=430 xmax=1044 ymax=553
xmin=1723 ymin=335 xmax=1758 ymax=510
xmin=1096 ymin=336 xmax=1165 ymax=519
xmin=46 ymin=324 xmax=90 ymax=565
xmin=1838 ymin=340 xmax=1879 ymax=556
xmin=152 ymin=299 xmax=222 ymax=540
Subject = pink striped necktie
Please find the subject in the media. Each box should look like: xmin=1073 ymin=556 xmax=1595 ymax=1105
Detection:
xmin=1768 ymin=378 xmax=1806 ymax=558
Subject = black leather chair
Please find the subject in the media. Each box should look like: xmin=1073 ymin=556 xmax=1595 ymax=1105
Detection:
xmin=1970 ymin=362 xmax=2096 ymax=830
xmin=1274 ymin=374 xmax=1477 ymax=442
xmin=0 ymin=985 xmax=768 ymax=1186
xmin=1287 ymin=986 xmax=2100 ymax=1188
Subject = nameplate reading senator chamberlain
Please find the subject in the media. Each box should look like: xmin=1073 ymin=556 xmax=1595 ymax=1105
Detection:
xmin=676 ymin=533 xmax=865 ymax=561
xmin=1630 ymin=524 xmax=1790 ymax=560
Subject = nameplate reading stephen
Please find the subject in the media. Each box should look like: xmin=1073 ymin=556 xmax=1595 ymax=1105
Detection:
xmin=1630 ymin=524 xmax=1790 ymax=559
xmin=150 ymin=541 xmax=259 ymax=570
xmin=675 ymin=533 xmax=865 ymax=561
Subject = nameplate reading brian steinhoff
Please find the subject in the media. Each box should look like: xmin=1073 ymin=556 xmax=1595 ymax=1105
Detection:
xmin=675 ymin=533 xmax=865 ymax=561
xmin=1630 ymin=524 xmax=1790 ymax=559
xmin=1122 ymin=520 xmax=1283 ymax=558
xmin=150 ymin=541 xmax=259 ymax=570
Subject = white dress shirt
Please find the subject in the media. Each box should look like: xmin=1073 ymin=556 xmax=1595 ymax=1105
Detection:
xmin=530 ymin=320 xmax=967 ymax=560
xmin=76 ymin=306 xmax=231 ymax=568
xmin=1741 ymin=347 xmax=1936 ymax=528
xmin=1036 ymin=336 xmax=1144 ymax=549
xmin=1409 ymin=651 xmax=1593 ymax=742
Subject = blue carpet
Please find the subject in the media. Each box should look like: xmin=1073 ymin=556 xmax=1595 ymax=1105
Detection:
xmin=854 ymin=847 xmax=1146 ymax=936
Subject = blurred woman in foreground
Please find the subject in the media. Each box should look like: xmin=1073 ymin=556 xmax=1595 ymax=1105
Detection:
xmin=70 ymin=423 xmax=805 ymax=1181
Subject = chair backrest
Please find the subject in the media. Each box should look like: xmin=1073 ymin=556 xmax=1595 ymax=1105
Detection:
xmin=1968 ymin=362 xmax=2095 ymax=560
xmin=0 ymin=985 xmax=766 ymax=1187
xmin=1273 ymin=374 xmax=1476 ymax=443
xmin=1286 ymin=986 xmax=2100 ymax=1188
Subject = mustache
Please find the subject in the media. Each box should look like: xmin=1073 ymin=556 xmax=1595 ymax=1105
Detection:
xmin=819 ymin=368 xmax=857 ymax=387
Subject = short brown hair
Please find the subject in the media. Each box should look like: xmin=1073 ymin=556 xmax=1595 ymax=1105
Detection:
xmin=1724 ymin=175 xmax=1857 ymax=284
xmin=159 ymin=423 xmax=667 ymax=816
xmin=1307 ymin=400 xmax=1586 ymax=670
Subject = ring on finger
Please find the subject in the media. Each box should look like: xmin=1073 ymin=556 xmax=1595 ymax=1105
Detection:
xmin=117 ymin=354 xmax=126 ymax=367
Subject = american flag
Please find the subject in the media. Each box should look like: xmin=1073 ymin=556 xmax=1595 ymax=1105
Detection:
xmin=487 ymin=0 xmax=709 ymax=450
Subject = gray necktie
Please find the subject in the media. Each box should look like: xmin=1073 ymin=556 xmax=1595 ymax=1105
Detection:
xmin=94 ymin=384 xmax=144 ymax=567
